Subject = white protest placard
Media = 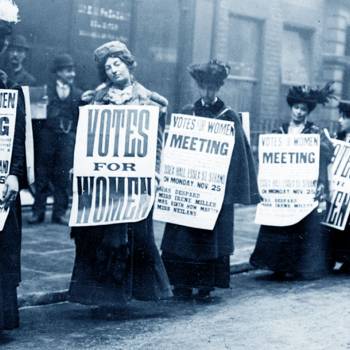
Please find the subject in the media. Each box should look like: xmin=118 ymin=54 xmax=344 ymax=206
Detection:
xmin=322 ymin=139 xmax=350 ymax=231
xmin=22 ymin=86 xmax=35 ymax=185
xmin=69 ymin=105 xmax=159 ymax=227
xmin=238 ymin=112 xmax=250 ymax=144
xmin=255 ymin=134 xmax=320 ymax=226
xmin=153 ymin=113 xmax=235 ymax=230
xmin=29 ymin=86 xmax=47 ymax=120
xmin=0 ymin=89 xmax=18 ymax=231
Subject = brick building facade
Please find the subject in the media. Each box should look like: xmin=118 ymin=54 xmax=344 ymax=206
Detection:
xmin=8 ymin=0 xmax=350 ymax=145
xmin=181 ymin=0 xmax=341 ymax=147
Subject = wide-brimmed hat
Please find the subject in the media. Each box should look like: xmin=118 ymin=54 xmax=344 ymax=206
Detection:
xmin=338 ymin=99 xmax=350 ymax=118
xmin=51 ymin=53 xmax=75 ymax=73
xmin=188 ymin=59 xmax=230 ymax=88
xmin=286 ymin=82 xmax=335 ymax=113
xmin=94 ymin=40 xmax=136 ymax=68
xmin=8 ymin=34 xmax=29 ymax=49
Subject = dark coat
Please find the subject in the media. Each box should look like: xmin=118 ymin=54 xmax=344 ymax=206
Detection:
xmin=7 ymin=66 xmax=36 ymax=86
xmin=69 ymin=81 xmax=172 ymax=305
xmin=32 ymin=81 xmax=82 ymax=218
xmin=329 ymin=132 xmax=350 ymax=264
xmin=0 ymin=76 xmax=26 ymax=330
xmin=161 ymin=98 xmax=260 ymax=261
xmin=0 ymin=77 xmax=25 ymax=281
xmin=45 ymin=82 xmax=82 ymax=133
xmin=250 ymin=121 xmax=333 ymax=278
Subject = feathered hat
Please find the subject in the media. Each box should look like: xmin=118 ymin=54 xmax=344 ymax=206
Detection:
xmin=0 ymin=0 xmax=19 ymax=35
xmin=338 ymin=99 xmax=350 ymax=118
xmin=286 ymin=81 xmax=335 ymax=113
xmin=188 ymin=59 xmax=231 ymax=88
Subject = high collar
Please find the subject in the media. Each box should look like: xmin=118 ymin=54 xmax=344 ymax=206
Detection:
xmin=281 ymin=120 xmax=315 ymax=134
xmin=194 ymin=97 xmax=225 ymax=117
xmin=200 ymin=97 xmax=218 ymax=107
xmin=56 ymin=79 xmax=71 ymax=88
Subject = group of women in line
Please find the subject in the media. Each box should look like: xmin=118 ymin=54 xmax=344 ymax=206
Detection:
xmin=1 ymin=8 xmax=349 ymax=331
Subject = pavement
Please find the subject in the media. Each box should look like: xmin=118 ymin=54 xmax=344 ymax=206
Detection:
xmin=18 ymin=202 xmax=259 ymax=307
xmin=2 ymin=270 xmax=350 ymax=349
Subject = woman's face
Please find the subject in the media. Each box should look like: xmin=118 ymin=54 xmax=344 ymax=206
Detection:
xmin=290 ymin=103 xmax=309 ymax=124
xmin=198 ymin=83 xmax=219 ymax=104
xmin=339 ymin=114 xmax=350 ymax=133
xmin=105 ymin=56 xmax=131 ymax=87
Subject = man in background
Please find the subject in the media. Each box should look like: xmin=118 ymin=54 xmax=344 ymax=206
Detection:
xmin=6 ymin=33 xmax=36 ymax=86
xmin=28 ymin=53 xmax=81 ymax=225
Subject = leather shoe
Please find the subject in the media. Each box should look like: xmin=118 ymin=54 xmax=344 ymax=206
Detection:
xmin=52 ymin=216 xmax=68 ymax=225
xmin=27 ymin=214 xmax=44 ymax=224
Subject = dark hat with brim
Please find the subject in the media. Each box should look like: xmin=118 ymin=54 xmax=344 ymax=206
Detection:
xmin=51 ymin=53 xmax=75 ymax=73
xmin=8 ymin=34 xmax=29 ymax=49
xmin=188 ymin=59 xmax=230 ymax=88
xmin=338 ymin=99 xmax=350 ymax=118
xmin=286 ymin=82 xmax=334 ymax=113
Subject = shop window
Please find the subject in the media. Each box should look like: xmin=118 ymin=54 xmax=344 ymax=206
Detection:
xmin=228 ymin=16 xmax=261 ymax=79
xmin=281 ymin=27 xmax=312 ymax=85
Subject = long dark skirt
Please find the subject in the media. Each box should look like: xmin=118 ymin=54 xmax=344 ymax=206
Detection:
xmin=0 ymin=199 xmax=21 ymax=330
xmin=162 ymin=253 xmax=230 ymax=289
xmin=69 ymin=215 xmax=172 ymax=306
xmin=0 ymin=282 xmax=19 ymax=330
xmin=250 ymin=210 xmax=333 ymax=279
xmin=330 ymin=223 xmax=350 ymax=264
xmin=161 ymin=204 xmax=234 ymax=289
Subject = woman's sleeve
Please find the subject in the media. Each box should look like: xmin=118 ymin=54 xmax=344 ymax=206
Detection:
xmin=156 ymin=110 xmax=166 ymax=175
xmin=226 ymin=110 xmax=260 ymax=204
xmin=150 ymin=92 xmax=168 ymax=176
xmin=318 ymin=129 xmax=334 ymax=193
xmin=9 ymin=88 xmax=26 ymax=180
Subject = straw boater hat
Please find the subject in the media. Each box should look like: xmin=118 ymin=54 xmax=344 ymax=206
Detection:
xmin=0 ymin=0 xmax=19 ymax=34
xmin=188 ymin=59 xmax=231 ymax=88
xmin=286 ymin=82 xmax=335 ymax=113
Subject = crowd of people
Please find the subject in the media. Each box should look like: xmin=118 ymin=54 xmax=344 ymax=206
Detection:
xmin=0 ymin=0 xmax=349 ymax=332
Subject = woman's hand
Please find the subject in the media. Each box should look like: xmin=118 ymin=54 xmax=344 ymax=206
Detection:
xmin=81 ymin=90 xmax=96 ymax=104
xmin=315 ymin=183 xmax=327 ymax=213
xmin=315 ymin=183 xmax=325 ymax=202
xmin=154 ymin=173 xmax=161 ymax=194
xmin=1 ymin=175 xmax=19 ymax=210
xmin=69 ymin=168 xmax=74 ymax=181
